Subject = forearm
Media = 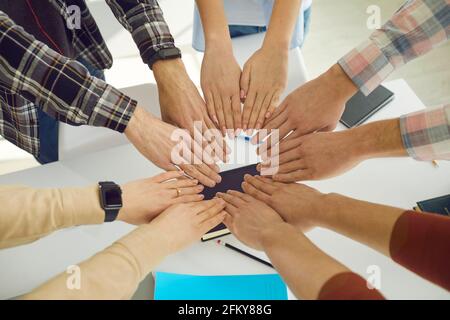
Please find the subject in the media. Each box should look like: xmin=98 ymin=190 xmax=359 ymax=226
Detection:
xmin=261 ymin=223 xmax=349 ymax=299
xmin=22 ymin=223 xmax=170 ymax=299
xmin=0 ymin=185 xmax=104 ymax=249
xmin=338 ymin=0 xmax=449 ymax=95
xmin=347 ymin=118 xmax=408 ymax=160
xmin=0 ymin=11 xmax=136 ymax=132
xmin=263 ymin=0 xmax=302 ymax=50
xmin=315 ymin=194 xmax=404 ymax=257
xmin=195 ymin=0 xmax=232 ymax=51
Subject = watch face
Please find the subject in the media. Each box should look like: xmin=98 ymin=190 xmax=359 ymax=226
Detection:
xmin=105 ymin=188 xmax=122 ymax=207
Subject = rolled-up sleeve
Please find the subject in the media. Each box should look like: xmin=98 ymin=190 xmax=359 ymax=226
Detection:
xmin=0 ymin=11 xmax=137 ymax=133
xmin=106 ymin=0 xmax=178 ymax=67
xmin=400 ymin=104 xmax=450 ymax=160
xmin=338 ymin=0 xmax=450 ymax=95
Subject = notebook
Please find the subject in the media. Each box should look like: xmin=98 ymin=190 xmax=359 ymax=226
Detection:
xmin=154 ymin=272 xmax=288 ymax=300
xmin=201 ymin=164 xmax=259 ymax=241
xmin=415 ymin=194 xmax=450 ymax=216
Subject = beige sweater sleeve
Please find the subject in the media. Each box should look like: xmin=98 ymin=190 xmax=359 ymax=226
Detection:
xmin=0 ymin=184 xmax=168 ymax=299
xmin=0 ymin=185 xmax=104 ymax=249
xmin=22 ymin=223 xmax=168 ymax=300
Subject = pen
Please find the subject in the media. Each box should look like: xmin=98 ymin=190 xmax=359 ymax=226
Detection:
xmin=217 ymin=240 xmax=274 ymax=269
xmin=432 ymin=160 xmax=439 ymax=168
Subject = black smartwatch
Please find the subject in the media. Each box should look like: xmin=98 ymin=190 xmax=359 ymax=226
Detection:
xmin=148 ymin=47 xmax=182 ymax=69
xmin=98 ymin=181 xmax=123 ymax=222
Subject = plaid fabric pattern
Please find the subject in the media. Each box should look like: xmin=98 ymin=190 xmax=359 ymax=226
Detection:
xmin=0 ymin=0 xmax=175 ymax=158
xmin=400 ymin=104 xmax=450 ymax=160
xmin=339 ymin=0 xmax=450 ymax=96
xmin=0 ymin=10 xmax=137 ymax=157
xmin=338 ymin=0 xmax=450 ymax=161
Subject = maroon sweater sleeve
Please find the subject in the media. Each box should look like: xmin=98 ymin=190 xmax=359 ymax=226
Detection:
xmin=389 ymin=210 xmax=450 ymax=291
xmin=318 ymin=272 xmax=385 ymax=300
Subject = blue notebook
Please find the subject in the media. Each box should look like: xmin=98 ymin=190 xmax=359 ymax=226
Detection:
xmin=154 ymin=272 xmax=288 ymax=300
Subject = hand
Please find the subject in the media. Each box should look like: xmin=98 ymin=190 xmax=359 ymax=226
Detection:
xmin=258 ymin=130 xmax=364 ymax=182
xmin=149 ymin=199 xmax=226 ymax=253
xmin=117 ymin=171 xmax=204 ymax=225
xmin=253 ymin=64 xmax=357 ymax=146
xmin=242 ymin=175 xmax=327 ymax=231
xmin=125 ymin=106 xmax=222 ymax=187
xmin=241 ymin=47 xmax=288 ymax=132
xmin=154 ymin=59 xmax=229 ymax=162
xmin=217 ymin=190 xmax=285 ymax=250
xmin=201 ymin=46 xmax=242 ymax=136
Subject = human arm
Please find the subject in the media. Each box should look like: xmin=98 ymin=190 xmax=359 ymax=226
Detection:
xmin=195 ymin=0 xmax=242 ymax=134
xmin=241 ymin=0 xmax=302 ymax=132
xmin=242 ymin=177 xmax=450 ymax=291
xmin=218 ymin=190 xmax=384 ymax=300
xmin=21 ymin=199 xmax=226 ymax=299
xmin=0 ymin=171 xmax=203 ymax=249
xmin=259 ymin=0 xmax=449 ymax=141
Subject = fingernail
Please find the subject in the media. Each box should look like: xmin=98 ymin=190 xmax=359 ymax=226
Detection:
xmin=199 ymin=194 xmax=205 ymax=199
xmin=236 ymin=129 xmax=242 ymax=136
xmin=229 ymin=131 xmax=235 ymax=139
xmin=246 ymin=129 xmax=252 ymax=136
xmin=222 ymin=127 xmax=226 ymax=136
xmin=256 ymin=123 xmax=261 ymax=130
xmin=213 ymin=116 xmax=219 ymax=125
xmin=240 ymin=89 xmax=246 ymax=99
xmin=198 ymin=185 xmax=204 ymax=190
xmin=265 ymin=112 xmax=271 ymax=118
xmin=243 ymin=124 xmax=247 ymax=131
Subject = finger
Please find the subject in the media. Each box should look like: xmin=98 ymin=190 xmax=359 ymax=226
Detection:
xmin=197 ymin=200 xmax=226 ymax=223
xmin=258 ymin=121 xmax=292 ymax=156
xmin=241 ymin=181 xmax=271 ymax=203
xmin=227 ymin=190 xmax=253 ymax=202
xmin=243 ymin=174 xmax=276 ymax=195
xmin=255 ymin=92 xmax=273 ymax=130
xmin=223 ymin=202 xmax=239 ymax=216
xmin=256 ymin=175 xmax=285 ymax=188
xmin=164 ymin=178 xmax=199 ymax=189
xmin=152 ymin=170 xmax=184 ymax=183
xmin=276 ymin=159 xmax=307 ymax=174
xmin=197 ymin=163 xmax=221 ymax=184
xmin=231 ymin=94 xmax=242 ymax=131
xmin=264 ymin=91 xmax=281 ymax=121
xmin=222 ymin=95 xmax=235 ymax=134
xmin=213 ymin=91 xmax=226 ymax=135
xmin=172 ymin=193 xmax=204 ymax=204
xmin=242 ymin=91 xmax=256 ymax=132
xmin=180 ymin=164 xmax=216 ymax=188
xmin=216 ymin=191 xmax=246 ymax=207
xmin=240 ymin=65 xmax=250 ymax=102
xmin=192 ymin=198 xmax=223 ymax=214
xmin=273 ymin=169 xmax=312 ymax=182
xmin=248 ymin=92 xmax=265 ymax=130
xmin=204 ymin=127 xmax=229 ymax=163
xmin=200 ymin=211 xmax=227 ymax=233
xmin=223 ymin=213 xmax=234 ymax=231
xmin=252 ymin=107 xmax=288 ymax=145
xmin=266 ymin=147 xmax=301 ymax=166
xmin=204 ymin=90 xmax=219 ymax=128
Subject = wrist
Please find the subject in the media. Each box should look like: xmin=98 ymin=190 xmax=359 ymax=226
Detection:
xmin=153 ymin=58 xmax=187 ymax=85
xmin=315 ymin=193 xmax=355 ymax=229
xmin=260 ymin=222 xmax=296 ymax=249
xmin=323 ymin=64 xmax=358 ymax=102
xmin=349 ymin=119 xmax=407 ymax=159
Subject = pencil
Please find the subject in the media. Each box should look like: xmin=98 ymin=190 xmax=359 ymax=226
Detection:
xmin=217 ymin=240 xmax=274 ymax=269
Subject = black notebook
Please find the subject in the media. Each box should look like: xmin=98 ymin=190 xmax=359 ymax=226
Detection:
xmin=415 ymin=194 xmax=450 ymax=216
xmin=201 ymin=164 xmax=259 ymax=241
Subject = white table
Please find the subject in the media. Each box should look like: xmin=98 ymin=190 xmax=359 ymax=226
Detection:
xmin=0 ymin=79 xmax=449 ymax=300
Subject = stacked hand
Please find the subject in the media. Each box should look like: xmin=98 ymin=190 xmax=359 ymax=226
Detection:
xmin=117 ymin=171 xmax=205 ymax=225
xmin=200 ymin=45 xmax=289 ymax=135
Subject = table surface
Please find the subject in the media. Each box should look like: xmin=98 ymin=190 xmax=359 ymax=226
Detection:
xmin=0 ymin=79 xmax=449 ymax=300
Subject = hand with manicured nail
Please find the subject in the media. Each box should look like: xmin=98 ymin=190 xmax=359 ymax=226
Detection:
xmin=240 ymin=47 xmax=288 ymax=133
xmin=201 ymin=46 xmax=243 ymax=137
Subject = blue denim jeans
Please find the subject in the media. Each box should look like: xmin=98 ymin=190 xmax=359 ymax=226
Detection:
xmin=228 ymin=6 xmax=312 ymax=47
xmin=35 ymin=57 xmax=105 ymax=164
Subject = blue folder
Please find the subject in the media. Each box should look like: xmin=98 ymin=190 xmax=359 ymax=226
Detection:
xmin=154 ymin=272 xmax=288 ymax=300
